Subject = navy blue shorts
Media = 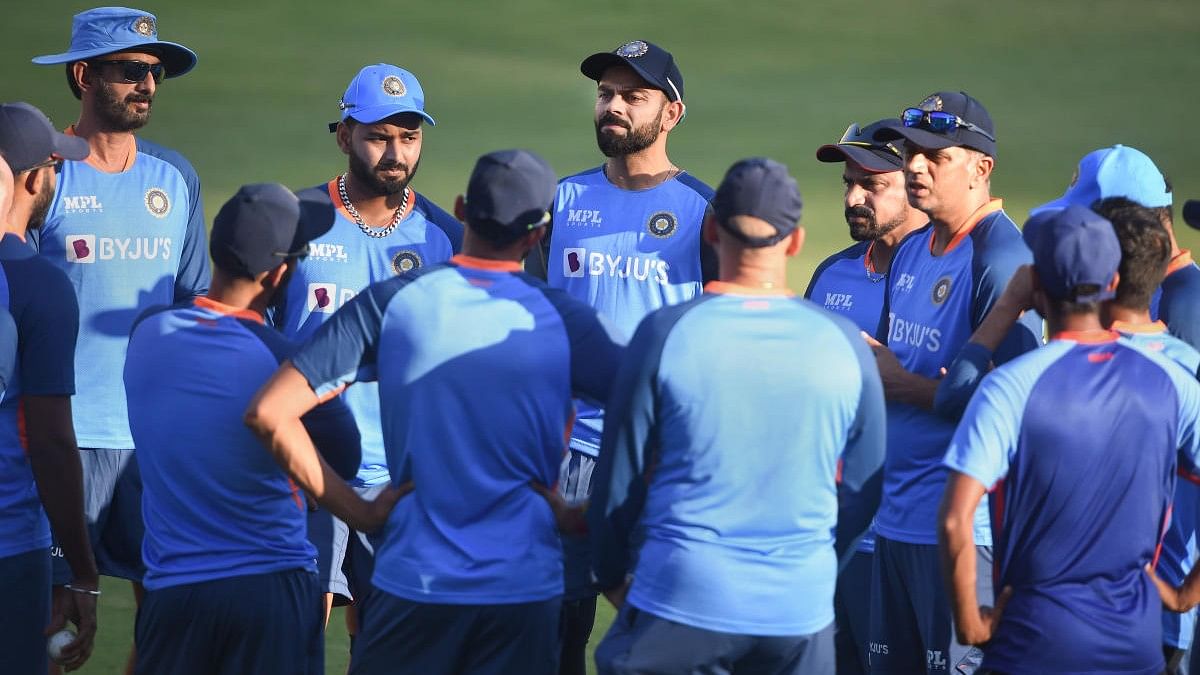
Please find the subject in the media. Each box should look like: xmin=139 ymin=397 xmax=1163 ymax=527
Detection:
xmin=835 ymin=550 xmax=873 ymax=675
xmin=134 ymin=568 xmax=322 ymax=675
xmin=868 ymin=536 xmax=992 ymax=674
xmin=349 ymin=591 xmax=561 ymax=675
xmin=0 ymin=549 xmax=51 ymax=674
xmin=53 ymin=447 xmax=144 ymax=582
xmin=595 ymin=604 xmax=835 ymax=675
xmin=307 ymin=483 xmax=385 ymax=605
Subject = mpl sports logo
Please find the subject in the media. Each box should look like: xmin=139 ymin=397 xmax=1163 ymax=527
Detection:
xmin=307 ymin=283 xmax=357 ymax=314
xmin=561 ymin=247 xmax=669 ymax=284
xmin=65 ymin=235 xmax=173 ymax=263
xmin=565 ymin=209 xmax=603 ymax=227
xmin=824 ymin=292 xmax=854 ymax=311
xmin=61 ymin=194 xmax=104 ymax=214
xmin=307 ymin=242 xmax=350 ymax=263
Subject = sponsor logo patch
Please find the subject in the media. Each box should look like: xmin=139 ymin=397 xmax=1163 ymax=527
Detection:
xmin=67 ymin=235 xmax=95 ymax=263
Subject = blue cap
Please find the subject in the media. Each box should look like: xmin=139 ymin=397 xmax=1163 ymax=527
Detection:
xmin=32 ymin=7 xmax=197 ymax=78
xmin=1022 ymin=205 xmax=1121 ymax=303
xmin=330 ymin=64 xmax=434 ymax=133
xmin=874 ymin=91 xmax=996 ymax=158
xmin=581 ymin=40 xmax=684 ymax=103
xmin=712 ymin=157 xmax=803 ymax=248
xmin=210 ymin=184 xmax=332 ymax=278
xmin=1030 ymin=145 xmax=1172 ymax=217
xmin=465 ymin=150 xmax=556 ymax=232
xmin=0 ymin=102 xmax=89 ymax=173
xmin=816 ymin=119 xmax=904 ymax=173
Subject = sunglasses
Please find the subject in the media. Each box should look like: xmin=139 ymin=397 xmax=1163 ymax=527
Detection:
xmin=89 ymin=60 xmax=165 ymax=84
xmin=24 ymin=157 xmax=63 ymax=173
xmin=901 ymin=108 xmax=995 ymax=142
xmin=838 ymin=123 xmax=902 ymax=158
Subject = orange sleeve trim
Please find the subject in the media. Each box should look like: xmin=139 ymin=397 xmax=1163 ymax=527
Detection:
xmin=1111 ymin=320 xmax=1168 ymax=335
xmin=194 ymin=296 xmax=265 ymax=324
xmin=450 ymin=254 xmax=523 ymax=272
xmin=1051 ymin=329 xmax=1119 ymax=344
xmin=704 ymin=281 xmax=795 ymax=297
xmin=934 ymin=198 xmax=1004 ymax=255
xmin=1166 ymin=250 xmax=1194 ymax=277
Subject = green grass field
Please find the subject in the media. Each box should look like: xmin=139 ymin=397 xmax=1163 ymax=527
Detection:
xmin=5 ymin=0 xmax=1200 ymax=672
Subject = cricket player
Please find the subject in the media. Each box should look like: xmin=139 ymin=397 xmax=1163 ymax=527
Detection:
xmin=269 ymin=62 xmax=462 ymax=634
xmin=0 ymin=102 xmax=96 ymax=673
xmin=865 ymin=91 xmax=1042 ymax=673
xmin=528 ymin=40 xmax=715 ymax=673
xmin=590 ymin=157 xmax=886 ymax=674
xmin=807 ymin=119 xmax=927 ymax=675
xmin=247 ymin=149 xmax=625 ymax=675
xmin=940 ymin=205 xmax=1200 ymax=674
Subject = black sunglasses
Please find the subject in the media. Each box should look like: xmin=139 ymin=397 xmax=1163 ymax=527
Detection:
xmin=89 ymin=60 xmax=165 ymax=84
xmin=24 ymin=157 xmax=63 ymax=173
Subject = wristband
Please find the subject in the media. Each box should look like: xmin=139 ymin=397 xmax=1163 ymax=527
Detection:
xmin=64 ymin=584 xmax=102 ymax=596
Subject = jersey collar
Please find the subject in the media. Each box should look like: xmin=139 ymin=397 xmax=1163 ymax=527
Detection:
xmin=450 ymin=254 xmax=523 ymax=272
xmin=933 ymin=198 xmax=1004 ymax=256
xmin=704 ymin=281 xmax=794 ymax=297
xmin=1111 ymin=319 xmax=1168 ymax=335
xmin=194 ymin=296 xmax=264 ymax=324
xmin=1166 ymin=249 xmax=1194 ymax=277
xmin=1052 ymin=329 xmax=1119 ymax=344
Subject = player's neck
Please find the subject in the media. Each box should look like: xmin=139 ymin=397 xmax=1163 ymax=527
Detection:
xmin=1102 ymin=303 xmax=1153 ymax=328
xmin=1049 ymin=312 xmax=1106 ymax=337
xmin=71 ymin=117 xmax=137 ymax=173
xmin=341 ymin=173 xmax=412 ymax=225
xmin=871 ymin=217 xmax=924 ymax=274
xmin=5 ymin=205 xmax=32 ymax=240
xmin=206 ymin=275 xmax=269 ymax=317
xmin=718 ymin=259 xmax=788 ymax=292
xmin=604 ymin=150 xmax=678 ymax=191
xmin=929 ymin=191 xmax=990 ymax=254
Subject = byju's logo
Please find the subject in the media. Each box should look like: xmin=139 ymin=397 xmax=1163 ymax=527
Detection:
xmin=308 ymin=283 xmax=336 ymax=313
xmin=66 ymin=235 xmax=95 ymax=263
xmin=563 ymin=247 xmax=585 ymax=277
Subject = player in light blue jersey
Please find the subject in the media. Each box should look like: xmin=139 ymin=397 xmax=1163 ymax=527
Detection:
xmin=525 ymin=40 xmax=715 ymax=674
xmin=30 ymin=10 xmax=208 ymax=668
xmin=590 ymin=158 xmax=885 ymax=675
xmin=268 ymin=63 xmax=463 ymax=639
xmin=865 ymin=91 xmax=1042 ymax=673
xmin=0 ymin=104 xmax=99 ymax=673
xmin=248 ymin=150 xmax=625 ymax=675
xmin=807 ymin=120 xmax=926 ymax=675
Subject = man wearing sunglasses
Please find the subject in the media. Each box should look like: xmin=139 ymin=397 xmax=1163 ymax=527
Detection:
xmin=30 ymin=7 xmax=209 ymax=672
xmin=860 ymin=92 xmax=1042 ymax=674
xmin=807 ymin=118 xmax=927 ymax=675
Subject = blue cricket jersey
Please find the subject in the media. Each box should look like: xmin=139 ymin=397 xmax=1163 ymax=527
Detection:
xmin=588 ymin=283 xmax=886 ymax=636
xmin=291 ymin=255 xmax=625 ymax=604
xmin=805 ymin=240 xmax=888 ymax=339
xmin=271 ymin=180 xmax=462 ymax=487
xmin=32 ymin=135 xmax=210 ymax=449
xmin=1151 ymin=250 xmax=1200 ymax=353
xmin=877 ymin=200 xmax=1042 ymax=546
xmin=944 ymin=332 xmax=1200 ymax=675
xmin=0 ymin=234 xmax=78 ymax=560
xmin=547 ymin=167 xmax=713 ymax=455
xmin=125 ymin=297 xmax=361 ymax=591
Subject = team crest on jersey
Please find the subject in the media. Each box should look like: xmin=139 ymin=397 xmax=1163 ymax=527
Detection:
xmin=647 ymin=211 xmax=677 ymax=238
xmin=616 ymin=40 xmax=649 ymax=58
xmin=931 ymin=275 xmax=952 ymax=306
xmin=132 ymin=16 xmax=156 ymax=36
xmin=392 ymin=250 xmax=422 ymax=275
xmin=144 ymin=188 xmax=170 ymax=218
xmin=918 ymin=94 xmax=943 ymax=112
xmin=382 ymin=75 xmax=406 ymax=97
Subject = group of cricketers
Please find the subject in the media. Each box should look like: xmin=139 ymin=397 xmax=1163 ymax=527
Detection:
xmin=3 ymin=5 xmax=1200 ymax=675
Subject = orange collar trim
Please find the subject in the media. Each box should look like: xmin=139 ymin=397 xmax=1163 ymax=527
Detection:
xmin=1111 ymin=320 xmax=1167 ymax=335
xmin=933 ymin=198 xmax=1004 ymax=255
xmin=451 ymin=254 xmax=523 ymax=272
xmin=195 ymin=296 xmax=264 ymax=324
xmin=1052 ymin=329 xmax=1118 ymax=344
xmin=705 ymin=281 xmax=795 ymax=297
xmin=864 ymin=241 xmax=878 ymax=274
xmin=327 ymin=177 xmax=417 ymax=226
xmin=1167 ymin=249 xmax=1194 ymax=277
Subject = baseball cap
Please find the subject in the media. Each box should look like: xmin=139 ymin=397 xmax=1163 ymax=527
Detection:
xmin=210 ymin=184 xmax=331 ymax=278
xmin=816 ymin=119 xmax=904 ymax=173
xmin=874 ymin=91 xmax=996 ymax=157
xmin=464 ymin=150 xmax=556 ymax=233
xmin=580 ymin=40 xmax=684 ymax=103
xmin=1029 ymin=145 xmax=1172 ymax=217
xmin=32 ymin=7 xmax=197 ymax=78
xmin=712 ymin=157 xmax=803 ymax=248
xmin=0 ymin=102 xmax=89 ymax=173
xmin=329 ymin=64 xmax=434 ymax=133
xmin=1022 ymin=205 xmax=1121 ymax=303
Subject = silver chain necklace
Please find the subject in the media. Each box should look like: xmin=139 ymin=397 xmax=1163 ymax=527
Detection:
xmin=338 ymin=173 xmax=409 ymax=238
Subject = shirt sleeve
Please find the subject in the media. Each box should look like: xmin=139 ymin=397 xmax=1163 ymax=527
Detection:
xmin=942 ymin=367 xmax=1027 ymax=489
xmin=0 ymin=309 xmax=17 ymax=395
xmin=15 ymin=261 xmax=78 ymax=395
xmin=1169 ymin=364 xmax=1200 ymax=477
xmin=538 ymin=285 xmax=629 ymax=404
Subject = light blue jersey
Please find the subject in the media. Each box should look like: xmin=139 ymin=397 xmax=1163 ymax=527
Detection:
xmin=271 ymin=180 xmax=462 ymax=486
xmin=32 ymin=137 xmax=210 ymax=449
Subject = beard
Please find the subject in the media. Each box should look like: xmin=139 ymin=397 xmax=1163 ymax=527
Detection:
xmin=93 ymin=79 xmax=152 ymax=132
xmin=845 ymin=205 xmax=906 ymax=242
xmin=595 ymin=108 xmax=663 ymax=158
xmin=348 ymin=150 xmax=419 ymax=197
xmin=28 ymin=171 xmax=54 ymax=231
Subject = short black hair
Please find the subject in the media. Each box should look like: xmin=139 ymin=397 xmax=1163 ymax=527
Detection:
xmin=1092 ymin=196 xmax=1171 ymax=311
xmin=1046 ymin=297 xmax=1102 ymax=317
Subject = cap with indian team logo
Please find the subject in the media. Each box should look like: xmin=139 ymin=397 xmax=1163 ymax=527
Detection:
xmin=32 ymin=6 xmax=197 ymax=78
xmin=580 ymin=40 xmax=685 ymax=103
xmin=329 ymin=63 xmax=435 ymax=132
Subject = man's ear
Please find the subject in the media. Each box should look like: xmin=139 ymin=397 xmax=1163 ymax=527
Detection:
xmin=702 ymin=214 xmax=720 ymax=246
xmin=454 ymin=195 xmax=466 ymax=223
xmin=335 ymin=122 xmax=353 ymax=155
xmin=785 ymin=226 xmax=805 ymax=257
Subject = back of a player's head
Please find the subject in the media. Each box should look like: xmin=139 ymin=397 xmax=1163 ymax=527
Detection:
xmin=1091 ymin=197 xmax=1171 ymax=311
xmin=462 ymin=150 xmax=555 ymax=248
xmin=1023 ymin=205 xmax=1121 ymax=315
xmin=711 ymin=157 xmax=803 ymax=249
xmin=210 ymin=183 xmax=328 ymax=281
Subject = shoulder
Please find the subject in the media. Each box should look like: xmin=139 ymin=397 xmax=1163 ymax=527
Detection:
xmin=296 ymin=183 xmax=334 ymax=205
xmin=135 ymin=137 xmax=199 ymax=184
xmin=893 ymin=223 xmax=934 ymax=259
xmin=674 ymin=172 xmax=714 ymax=201
xmin=412 ymin=193 xmax=464 ymax=241
xmin=4 ymin=253 xmax=75 ymax=302
xmin=129 ymin=300 xmax=190 ymax=338
xmin=639 ymin=293 xmax=717 ymax=343
xmin=558 ymin=166 xmax=605 ymax=186
xmin=969 ymin=210 xmax=1028 ymax=256
xmin=812 ymin=240 xmax=871 ymax=278
xmin=235 ymin=319 xmax=297 ymax=363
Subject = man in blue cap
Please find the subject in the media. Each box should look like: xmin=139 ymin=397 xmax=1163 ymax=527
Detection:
xmin=247 ymin=149 xmax=625 ymax=675
xmin=30 ymin=10 xmax=210 ymax=668
xmin=268 ymin=62 xmax=462 ymax=646
xmin=939 ymin=205 xmax=1200 ymax=674
xmin=0 ymin=101 xmax=95 ymax=673
xmin=589 ymin=157 xmax=885 ymax=675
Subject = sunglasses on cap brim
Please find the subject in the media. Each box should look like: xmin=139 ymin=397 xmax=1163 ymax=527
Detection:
xmin=838 ymin=123 xmax=901 ymax=158
xmin=900 ymin=108 xmax=995 ymax=142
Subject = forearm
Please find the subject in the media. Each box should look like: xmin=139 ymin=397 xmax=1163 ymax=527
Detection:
xmin=28 ymin=435 xmax=97 ymax=585
xmin=252 ymin=415 xmax=370 ymax=527
xmin=884 ymin=368 xmax=939 ymax=410
xmin=940 ymin=508 xmax=983 ymax=642
xmin=970 ymin=299 xmax=1024 ymax=353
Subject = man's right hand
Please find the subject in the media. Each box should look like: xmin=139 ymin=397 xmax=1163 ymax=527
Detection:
xmin=344 ymin=480 xmax=413 ymax=533
xmin=46 ymin=582 xmax=98 ymax=671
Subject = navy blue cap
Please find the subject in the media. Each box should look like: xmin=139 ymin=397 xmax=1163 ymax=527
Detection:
xmin=32 ymin=7 xmax=197 ymax=78
xmin=712 ymin=157 xmax=803 ymax=248
xmin=1022 ymin=205 xmax=1121 ymax=303
xmin=465 ymin=150 xmax=556 ymax=233
xmin=1184 ymin=200 xmax=1200 ymax=230
xmin=210 ymin=184 xmax=331 ymax=277
xmin=816 ymin=119 xmax=904 ymax=173
xmin=581 ymin=40 xmax=684 ymax=103
xmin=875 ymin=91 xmax=996 ymax=157
xmin=0 ymin=102 xmax=89 ymax=173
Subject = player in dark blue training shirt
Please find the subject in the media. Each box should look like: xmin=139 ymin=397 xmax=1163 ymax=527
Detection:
xmin=807 ymin=120 xmax=927 ymax=675
xmin=941 ymin=205 xmax=1200 ymax=675
xmin=126 ymin=184 xmax=392 ymax=675
xmin=0 ymin=102 xmax=98 ymax=673
xmin=866 ymin=91 xmax=1042 ymax=674
xmin=590 ymin=158 xmax=885 ymax=675
xmin=247 ymin=150 xmax=625 ymax=675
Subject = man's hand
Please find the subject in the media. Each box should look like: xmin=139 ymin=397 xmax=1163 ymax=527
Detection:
xmin=861 ymin=332 xmax=940 ymax=409
xmin=956 ymin=586 xmax=1013 ymax=645
xmin=342 ymin=481 xmax=413 ymax=533
xmin=996 ymin=265 xmax=1036 ymax=316
xmin=1146 ymin=563 xmax=1200 ymax=613
xmin=602 ymin=577 xmax=632 ymax=610
xmin=530 ymin=481 xmax=588 ymax=535
xmin=46 ymin=583 xmax=98 ymax=671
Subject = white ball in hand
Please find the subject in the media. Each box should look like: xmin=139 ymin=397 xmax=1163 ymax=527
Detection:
xmin=47 ymin=629 xmax=76 ymax=664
